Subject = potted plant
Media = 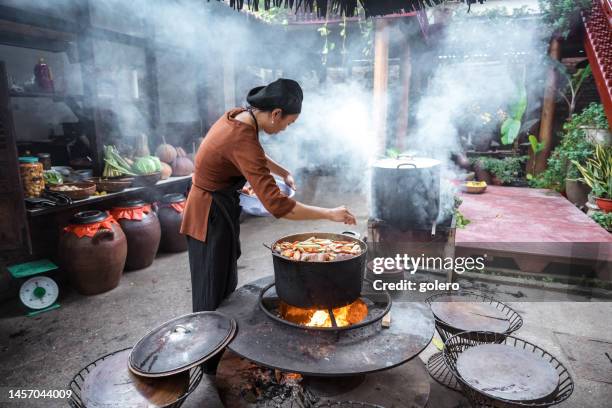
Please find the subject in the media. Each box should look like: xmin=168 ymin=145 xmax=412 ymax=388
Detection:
xmin=472 ymin=156 xmax=527 ymax=186
xmin=573 ymin=145 xmax=612 ymax=212
xmin=590 ymin=211 xmax=612 ymax=233
xmin=531 ymin=103 xmax=604 ymax=200
xmin=471 ymin=157 xmax=493 ymax=184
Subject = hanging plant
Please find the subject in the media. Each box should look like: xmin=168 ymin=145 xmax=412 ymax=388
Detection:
xmin=318 ymin=22 xmax=335 ymax=66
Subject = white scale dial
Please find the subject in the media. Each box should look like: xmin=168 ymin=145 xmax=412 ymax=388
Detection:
xmin=19 ymin=276 xmax=59 ymax=310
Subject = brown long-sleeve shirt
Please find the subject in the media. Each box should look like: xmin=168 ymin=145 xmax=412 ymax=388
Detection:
xmin=180 ymin=108 xmax=296 ymax=242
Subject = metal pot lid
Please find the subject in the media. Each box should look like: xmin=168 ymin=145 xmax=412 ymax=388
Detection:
xmin=81 ymin=348 xmax=189 ymax=407
xmin=161 ymin=193 xmax=186 ymax=204
xmin=70 ymin=210 xmax=109 ymax=225
xmin=129 ymin=311 xmax=236 ymax=377
xmin=116 ymin=198 xmax=148 ymax=208
xmin=373 ymin=157 xmax=440 ymax=169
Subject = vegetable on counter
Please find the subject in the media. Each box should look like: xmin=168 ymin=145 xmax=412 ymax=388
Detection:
xmin=155 ymin=138 xmax=177 ymax=164
xmin=132 ymin=156 xmax=162 ymax=175
xmin=43 ymin=170 xmax=63 ymax=185
xmin=103 ymin=145 xmax=136 ymax=177
xmin=103 ymin=145 xmax=164 ymax=177
xmin=171 ymin=147 xmax=194 ymax=176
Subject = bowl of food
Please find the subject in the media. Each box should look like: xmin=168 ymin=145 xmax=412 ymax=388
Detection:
xmin=463 ymin=181 xmax=487 ymax=194
xmin=133 ymin=172 xmax=161 ymax=187
xmin=48 ymin=182 xmax=96 ymax=200
xmin=240 ymin=180 xmax=295 ymax=216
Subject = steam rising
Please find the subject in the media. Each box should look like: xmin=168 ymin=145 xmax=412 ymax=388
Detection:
xmin=5 ymin=1 xmax=546 ymax=223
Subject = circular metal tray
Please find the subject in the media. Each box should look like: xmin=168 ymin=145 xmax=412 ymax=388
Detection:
xmin=426 ymin=291 xmax=523 ymax=342
xmin=442 ymin=332 xmax=574 ymax=408
xmin=68 ymin=348 xmax=203 ymax=408
xmin=216 ymin=276 xmax=435 ymax=376
xmin=425 ymin=292 xmax=524 ymax=394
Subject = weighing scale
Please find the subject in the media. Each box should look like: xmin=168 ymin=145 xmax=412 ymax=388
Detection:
xmin=7 ymin=259 xmax=60 ymax=316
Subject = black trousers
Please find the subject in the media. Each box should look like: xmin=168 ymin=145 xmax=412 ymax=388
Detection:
xmin=187 ymin=198 xmax=239 ymax=375
xmin=187 ymin=201 xmax=238 ymax=312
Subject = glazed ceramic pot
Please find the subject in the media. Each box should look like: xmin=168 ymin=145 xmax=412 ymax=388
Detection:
xmin=111 ymin=200 xmax=161 ymax=271
xmin=157 ymin=193 xmax=188 ymax=253
xmin=59 ymin=210 xmax=127 ymax=295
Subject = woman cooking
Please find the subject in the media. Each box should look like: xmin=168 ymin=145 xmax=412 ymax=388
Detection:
xmin=181 ymin=78 xmax=357 ymax=314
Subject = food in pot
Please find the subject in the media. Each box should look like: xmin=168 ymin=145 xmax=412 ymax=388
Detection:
xmin=53 ymin=185 xmax=83 ymax=191
xmin=273 ymin=236 xmax=362 ymax=262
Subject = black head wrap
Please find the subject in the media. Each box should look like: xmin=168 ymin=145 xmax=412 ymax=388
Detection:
xmin=246 ymin=78 xmax=303 ymax=115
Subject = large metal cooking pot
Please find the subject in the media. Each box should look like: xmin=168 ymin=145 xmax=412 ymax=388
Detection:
xmin=270 ymin=232 xmax=366 ymax=309
xmin=371 ymin=156 xmax=441 ymax=229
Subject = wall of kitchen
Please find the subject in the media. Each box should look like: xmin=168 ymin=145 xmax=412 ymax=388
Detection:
xmin=2 ymin=45 xmax=81 ymax=141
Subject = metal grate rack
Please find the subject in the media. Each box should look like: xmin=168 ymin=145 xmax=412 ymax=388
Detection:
xmin=442 ymin=332 xmax=574 ymax=408
xmin=425 ymin=291 xmax=523 ymax=392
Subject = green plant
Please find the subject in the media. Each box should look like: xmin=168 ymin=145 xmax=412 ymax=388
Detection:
xmin=318 ymin=22 xmax=335 ymax=65
xmin=501 ymin=80 xmax=527 ymax=145
xmin=590 ymin=211 xmax=612 ymax=231
xmin=251 ymin=6 xmax=291 ymax=25
xmin=526 ymin=135 xmax=546 ymax=180
xmin=456 ymin=210 xmax=471 ymax=229
xmin=531 ymin=103 xmax=606 ymax=191
xmin=474 ymin=156 xmax=528 ymax=184
xmin=538 ymin=0 xmax=592 ymax=38
xmin=572 ymin=144 xmax=612 ymax=199
xmin=554 ymin=62 xmax=591 ymax=119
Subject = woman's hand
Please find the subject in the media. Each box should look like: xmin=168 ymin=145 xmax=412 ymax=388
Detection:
xmin=327 ymin=206 xmax=357 ymax=225
xmin=283 ymin=173 xmax=297 ymax=191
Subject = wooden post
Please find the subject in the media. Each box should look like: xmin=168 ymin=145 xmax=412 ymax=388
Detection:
xmin=395 ymin=41 xmax=412 ymax=151
xmin=535 ymin=37 xmax=561 ymax=174
xmin=373 ymin=18 xmax=389 ymax=155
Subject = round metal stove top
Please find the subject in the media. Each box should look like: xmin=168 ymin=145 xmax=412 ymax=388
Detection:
xmin=216 ymin=276 xmax=435 ymax=376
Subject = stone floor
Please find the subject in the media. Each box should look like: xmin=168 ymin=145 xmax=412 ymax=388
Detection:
xmin=1 ymin=179 xmax=611 ymax=407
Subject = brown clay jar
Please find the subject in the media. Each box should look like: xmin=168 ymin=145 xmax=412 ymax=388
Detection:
xmin=157 ymin=193 xmax=188 ymax=253
xmin=111 ymin=199 xmax=161 ymax=271
xmin=59 ymin=210 xmax=127 ymax=295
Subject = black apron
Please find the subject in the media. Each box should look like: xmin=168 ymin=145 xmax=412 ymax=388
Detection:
xmin=187 ymin=108 xmax=257 ymax=313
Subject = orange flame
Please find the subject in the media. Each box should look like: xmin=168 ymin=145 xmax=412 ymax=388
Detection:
xmin=280 ymin=299 xmax=368 ymax=328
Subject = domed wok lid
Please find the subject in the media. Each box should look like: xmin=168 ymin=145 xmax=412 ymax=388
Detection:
xmin=129 ymin=311 xmax=236 ymax=377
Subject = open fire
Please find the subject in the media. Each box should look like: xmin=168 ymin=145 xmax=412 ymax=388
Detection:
xmin=279 ymin=299 xmax=368 ymax=328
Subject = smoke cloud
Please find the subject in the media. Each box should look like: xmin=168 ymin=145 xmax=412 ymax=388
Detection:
xmin=4 ymin=0 xmax=547 ymax=224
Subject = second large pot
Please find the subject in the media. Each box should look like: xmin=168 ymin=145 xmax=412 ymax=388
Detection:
xmin=111 ymin=199 xmax=161 ymax=271
xmin=271 ymin=232 xmax=366 ymax=309
xmin=371 ymin=156 xmax=441 ymax=229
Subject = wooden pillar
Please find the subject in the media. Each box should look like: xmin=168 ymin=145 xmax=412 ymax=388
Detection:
xmin=535 ymin=37 xmax=561 ymax=174
xmin=373 ymin=18 xmax=390 ymax=155
xmin=395 ymin=41 xmax=412 ymax=151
